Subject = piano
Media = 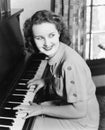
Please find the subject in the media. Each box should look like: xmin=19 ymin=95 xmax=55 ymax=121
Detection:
xmin=0 ymin=9 xmax=47 ymax=130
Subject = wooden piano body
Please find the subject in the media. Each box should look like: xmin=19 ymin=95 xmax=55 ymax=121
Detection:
xmin=0 ymin=9 xmax=47 ymax=130
xmin=0 ymin=9 xmax=25 ymax=104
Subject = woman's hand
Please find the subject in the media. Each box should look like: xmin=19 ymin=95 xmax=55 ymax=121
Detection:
xmin=27 ymin=78 xmax=45 ymax=94
xmin=13 ymin=102 xmax=42 ymax=119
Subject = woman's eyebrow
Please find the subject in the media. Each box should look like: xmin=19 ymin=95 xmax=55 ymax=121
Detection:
xmin=34 ymin=32 xmax=55 ymax=37
xmin=33 ymin=35 xmax=42 ymax=38
xmin=51 ymin=31 xmax=55 ymax=33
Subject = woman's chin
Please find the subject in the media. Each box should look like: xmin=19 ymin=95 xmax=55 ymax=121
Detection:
xmin=40 ymin=49 xmax=56 ymax=58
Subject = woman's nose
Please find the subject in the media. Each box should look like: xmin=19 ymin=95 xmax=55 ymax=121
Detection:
xmin=44 ymin=38 xmax=49 ymax=46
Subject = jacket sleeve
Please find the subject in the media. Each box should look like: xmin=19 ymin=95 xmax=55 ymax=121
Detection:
xmin=62 ymin=61 xmax=90 ymax=103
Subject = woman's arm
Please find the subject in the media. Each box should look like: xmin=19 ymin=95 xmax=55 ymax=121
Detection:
xmin=13 ymin=99 xmax=87 ymax=119
xmin=40 ymin=100 xmax=87 ymax=119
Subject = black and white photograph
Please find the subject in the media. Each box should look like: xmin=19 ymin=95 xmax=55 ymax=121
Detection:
xmin=0 ymin=0 xmax=105 ymax=130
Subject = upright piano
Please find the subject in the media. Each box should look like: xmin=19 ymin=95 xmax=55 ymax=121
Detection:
xmin=0 ymin=9 xmax=47 ymax=130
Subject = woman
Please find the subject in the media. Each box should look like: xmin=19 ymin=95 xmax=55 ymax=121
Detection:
xmin=14 ymin=10 xmax=99 ymax=130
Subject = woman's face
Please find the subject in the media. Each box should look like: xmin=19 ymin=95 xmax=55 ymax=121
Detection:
xmin=32 ymin=22 xmax=60 ymax=58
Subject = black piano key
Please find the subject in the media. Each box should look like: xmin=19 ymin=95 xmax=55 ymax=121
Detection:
xmin=28 ymin=68 xmax=38 ymax=72
xmin=16 ymin=84 xmax=28 ymax=89
xmin=13 ymin=90 xmax=27 ymax=95
xmin=18 ymin=80 xmax=27 ymax=84
xmin=0 ymin=109 xmax=17 ymax=118
xmin=27 ymin=63 xmax=39 ymax=69
xmin=25 ymin=70 xmax=36 ymax=74
xmin=19 ymin=79 xmax=29 ymax=83
xmin=0 ymin=118 xmax=14 ymax=126
xmin=9 ymin=95 xmax=24 ymax=102
xmin=0 ymin=126 xmax=10 ymax=130
xmin=24 ymin=74 xmax=34 ymax=80
xmin=21 ymin=73 xmax=35 ymax=79
xmin=29 ymin=68 xmax=38 ymax=73
xmin=5 ymin=102 xmax=20 ymax=109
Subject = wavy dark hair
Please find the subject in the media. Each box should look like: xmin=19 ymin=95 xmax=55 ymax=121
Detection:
xmin=23 ymin=10 xmax=71 ymax=53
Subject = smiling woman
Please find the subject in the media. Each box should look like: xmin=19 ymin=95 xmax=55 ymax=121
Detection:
xmin=32 ymin=22 xmax=60 ymax=58
xmin=23 ymin=10 xmax=71 ymax=53
xmin=14 ymin=10 xmax=100 ymax=130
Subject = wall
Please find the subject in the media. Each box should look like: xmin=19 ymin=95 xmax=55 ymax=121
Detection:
xmin=11 ymin=0 xmax=51 ymax=33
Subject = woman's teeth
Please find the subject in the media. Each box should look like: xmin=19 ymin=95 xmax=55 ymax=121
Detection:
xmin=43 ymin=46 xmax=53 ymax=51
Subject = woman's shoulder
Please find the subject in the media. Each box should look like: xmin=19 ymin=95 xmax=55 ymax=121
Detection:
xmin=61 ymin=42 xmax=81 ymax=58
xmin=61 ymin=43 xmax=82 ymax=61
xmin=61 ymin=43 xmax=89 ymax=71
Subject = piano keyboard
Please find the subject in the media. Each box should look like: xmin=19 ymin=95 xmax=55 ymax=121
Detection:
xmin=0 ymin=59 xmax=47 ymax=130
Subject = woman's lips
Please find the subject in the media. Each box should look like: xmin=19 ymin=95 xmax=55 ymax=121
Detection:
xmin=43 ymin=45 xmax=54 ymax=51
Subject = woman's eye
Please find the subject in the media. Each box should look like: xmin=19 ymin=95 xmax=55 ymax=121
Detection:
xmin=35 ymin=37 xmax=43 ymax=40
xmin=49 ymin=33 xmax=55 ymax=38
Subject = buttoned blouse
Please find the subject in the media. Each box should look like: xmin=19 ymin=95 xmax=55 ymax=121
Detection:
xmin=47 ymin=42 xmax=96 ymax=103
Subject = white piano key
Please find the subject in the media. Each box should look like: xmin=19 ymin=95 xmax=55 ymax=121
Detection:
xmin=18 ymin=83 xmax=26 ymax=85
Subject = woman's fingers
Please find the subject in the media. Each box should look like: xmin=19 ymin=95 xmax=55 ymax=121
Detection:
xmin=23 ymin=112 xmax=34 ymax=119
xmin=27 ymin=82 xmax=36 ymax=89
xmin=13 ymin=103 xmax=41 ymax=119
xmin=23 ymin=109 xmax=39 ymax=119
xmin=16 ymin=109 xmax=30 ymax=114
xmin=27 ymin=78 xmax=35 ymax=84
xmin=34 ymin=83 xmax=44 ymax=94
xmin=27 ymin=79 xmax=45 ymax=94
xmin=13 ymin=101 xmax=35 ymax=110
xmin=27 ymin=79 xmax=39 ymax=88
xmin=13 ymin=105 xmax=22 ymax=110
xmin=13 ymin=104 xmax=30 ymax=110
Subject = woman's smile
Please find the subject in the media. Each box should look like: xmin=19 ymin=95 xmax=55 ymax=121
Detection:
xmin=43 ymin=44 xmax=55 ymax=51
